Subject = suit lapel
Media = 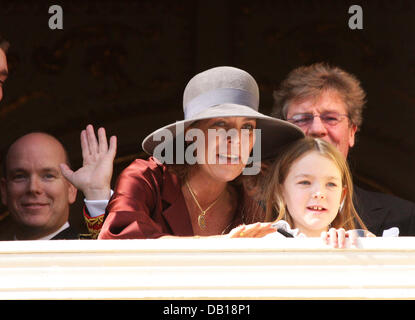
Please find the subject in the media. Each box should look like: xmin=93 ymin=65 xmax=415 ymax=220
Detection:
xmin=353 ymin=185 xmax=389 ymax=236
xmin=159 ymin=168 xmax=193 ymax=236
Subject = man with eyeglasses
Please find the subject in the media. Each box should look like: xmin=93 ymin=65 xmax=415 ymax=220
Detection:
xmin=272 ymin=62 xmax=415 ymax=236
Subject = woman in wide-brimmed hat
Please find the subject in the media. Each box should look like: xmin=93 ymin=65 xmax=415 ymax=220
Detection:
xmin=99 ymin=66 xmax=304 ymax=239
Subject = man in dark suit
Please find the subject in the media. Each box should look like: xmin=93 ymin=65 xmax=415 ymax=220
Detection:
xmin=0 ymin=129 xmax=116 ymax=240
xmin=0 ymin=35 xmax=115 ymax=240
xmin=272 ymin=62 xmax=415 ymax=236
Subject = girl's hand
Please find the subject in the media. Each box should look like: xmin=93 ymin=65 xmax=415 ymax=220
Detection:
xmin=321 ymin=227 xmax=354 ymax=248
xmin=321 ymin=228 xmax=375 ymax=248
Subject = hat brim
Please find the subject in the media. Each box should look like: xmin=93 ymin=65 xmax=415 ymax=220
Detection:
xmin=142 ymin=103 xmax=304 ymax=160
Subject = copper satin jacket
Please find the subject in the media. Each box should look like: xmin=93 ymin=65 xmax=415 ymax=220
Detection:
xmin=98 ymin=157 xmax=247 ymax=239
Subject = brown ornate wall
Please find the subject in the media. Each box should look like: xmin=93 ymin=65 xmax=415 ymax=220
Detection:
xmin=0 ymin=0 xmax=414 ymax=231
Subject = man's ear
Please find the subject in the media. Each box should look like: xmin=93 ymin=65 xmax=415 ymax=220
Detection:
xmin=348 ymin=124 xmax=358 ymax=148
xmin=67 ymin=182 xmax=78 ymax=205
xmin=0 ymin=178 xmax=8 ymax=206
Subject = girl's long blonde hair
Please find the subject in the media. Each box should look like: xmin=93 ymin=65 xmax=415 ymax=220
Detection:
xmin=263 ymin=137 xmax=366 ymax=231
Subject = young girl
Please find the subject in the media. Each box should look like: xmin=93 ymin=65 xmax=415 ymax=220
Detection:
xmin=262 ymin=137 xmax=370 ymax=247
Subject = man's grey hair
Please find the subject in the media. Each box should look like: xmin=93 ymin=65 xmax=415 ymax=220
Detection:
xmin=272 ymin=62 xmax=366 ymax=131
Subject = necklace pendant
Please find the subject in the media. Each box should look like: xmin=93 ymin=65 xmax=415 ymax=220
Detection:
xmin=198 ymin=214 xmax=207 ymax=229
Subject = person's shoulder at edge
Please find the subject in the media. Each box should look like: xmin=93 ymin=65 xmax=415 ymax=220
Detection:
xmin=354 ymin=184 xmax=415 ymax=236
xmin=354 ymin=184 xmax=415 ymax=209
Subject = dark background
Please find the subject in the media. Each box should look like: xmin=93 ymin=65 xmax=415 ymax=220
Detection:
xmin=0 ymin=0 xmax=414 ymax=232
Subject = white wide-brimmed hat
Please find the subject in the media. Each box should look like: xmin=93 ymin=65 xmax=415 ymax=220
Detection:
xmin=142 ymin=66 xmax=304 ymax=159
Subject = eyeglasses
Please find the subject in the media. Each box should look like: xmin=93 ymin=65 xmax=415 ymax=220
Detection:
xmin=287 ymin=112 xmax=350 ymax=127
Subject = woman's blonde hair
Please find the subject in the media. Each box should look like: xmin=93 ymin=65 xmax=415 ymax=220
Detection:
xmin=263 ymin=137 xmax=366 ymax=231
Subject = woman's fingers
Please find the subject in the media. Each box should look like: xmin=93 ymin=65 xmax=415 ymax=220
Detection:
xmin=252 ymin=223 xmax=275 ymax=237
xmin=86 ymin=124 xmax=99 ymax=154
xmin=82 ymin=125 xmax=116 ymax=159
xmin=97 ymin=127 xmax=109 ymax=153
xmin=59 ymin=163 xmax=74 ymax=183
xmin=238 ymin=223 xmax=274 ymax=238
xmin=228 ymin=225 xmax=246 ymax=238
xmin=108 ymin=135 xmax=117 ymax=159
xmin=80 ymin=129 xmax=90 ymax=160
xmin=228 ymin=223 xmax=275 ymax=238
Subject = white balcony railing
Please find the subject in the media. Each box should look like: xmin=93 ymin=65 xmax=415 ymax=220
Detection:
xmin=1 ymin=237 xmax=415 ymax=299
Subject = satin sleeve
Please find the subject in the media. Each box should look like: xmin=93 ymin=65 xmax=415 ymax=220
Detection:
xmin=98 ymin=158 xmax=169 ymax=239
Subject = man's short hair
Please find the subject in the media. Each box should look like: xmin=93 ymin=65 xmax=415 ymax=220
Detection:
xmin=0 ymin=34 xmax=10 ymax=53
xmin=272 ymin=62 xmax=366 ymax=130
